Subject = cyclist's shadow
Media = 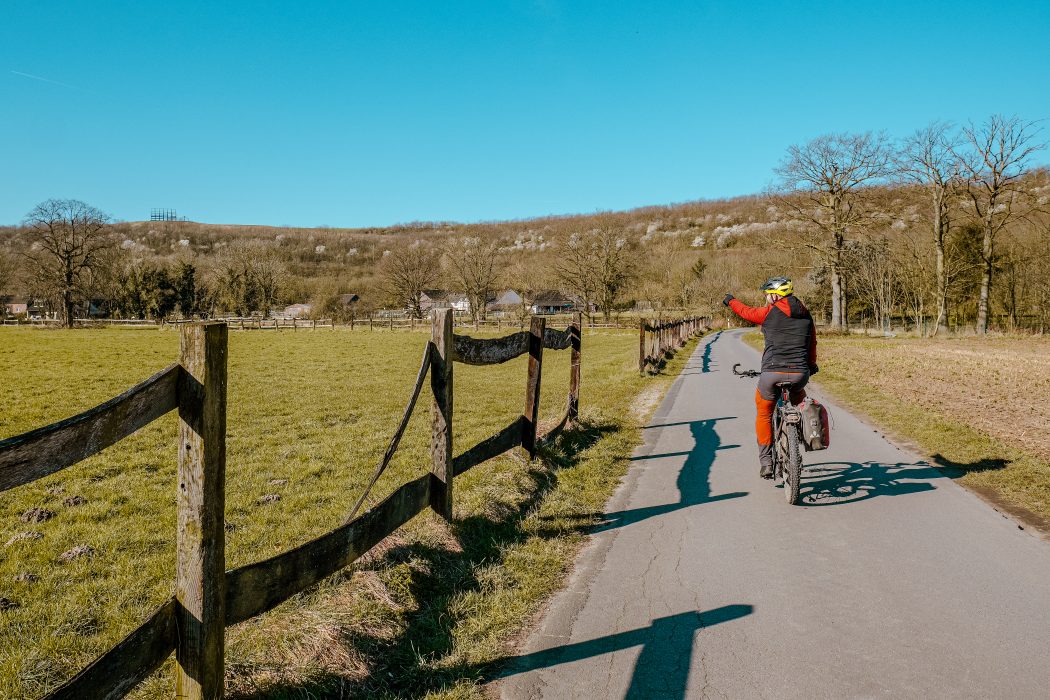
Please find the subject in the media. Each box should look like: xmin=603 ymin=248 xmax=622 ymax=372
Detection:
xmin=800 ymin=460 xmax=940 ymax=505
xmin=593 ymin=417 xmax=746 ymax=531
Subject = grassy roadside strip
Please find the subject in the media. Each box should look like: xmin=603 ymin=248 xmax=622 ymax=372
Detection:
xmin=215 ymin=332 xmax=705 ymax=699
xmin=742 ymin=331 xmax=1050 ymax=532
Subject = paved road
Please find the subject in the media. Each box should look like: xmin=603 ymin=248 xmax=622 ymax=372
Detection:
xmin=499 ymin=329 xmax=1050 ymax=699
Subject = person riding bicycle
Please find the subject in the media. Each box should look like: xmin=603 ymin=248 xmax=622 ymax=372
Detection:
xmin=723 ymin=277 xmax=817 ymax=479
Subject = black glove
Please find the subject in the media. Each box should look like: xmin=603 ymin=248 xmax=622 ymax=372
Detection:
xmin=809 ymin=364 xmax=819 ymax=376
xmin=722 ymin=293 xmax=735 ymax=307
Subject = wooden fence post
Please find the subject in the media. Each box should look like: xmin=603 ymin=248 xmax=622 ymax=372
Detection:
xmin=430 ymin=309 xmax=453 ymax=520
xmin=638 ymin=320 xmax=646 ymax=375
xmin=522 ymin=316 xmax=545 ymax=458
xmin=176 ymin=322 xmax=228 ymax=700
xmin=389 ymin=317 xmax=394 ymax=331
xmin=569 ymin=313 xmax=582 ymax=424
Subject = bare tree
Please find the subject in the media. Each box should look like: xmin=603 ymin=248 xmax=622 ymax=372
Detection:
xmin=378 ymin=243 xmax=440 ymax=318
xmin=0 ymin=250 xmax=16 ymax=296
xmin=850 ymin=235 xmax=898 ymax=332
xmin=773 ymin=132 xmax=894 ymax=330
xmin=954 ymin=115 xmax=1045 ymax=334
xmin=22 ymin=199 xmax=114 ymax=327
xmin=503 ymin=257 xmax=548 ymax=326
xmin=554 ymin=223 xmax=636 ymax=322
xmin=444 ymin=236 xmax=500 ymax=322
xmin=899 ymin=121 xmax=964 ymax=335
xmin=212 ymin=240 xmax=288 ymax=316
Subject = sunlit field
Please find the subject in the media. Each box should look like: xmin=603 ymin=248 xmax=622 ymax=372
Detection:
xmin=0 ymin=325 xmax=692 ymax=698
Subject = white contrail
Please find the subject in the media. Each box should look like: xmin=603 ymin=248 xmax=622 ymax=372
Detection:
xmin=10 ymin=70 xmax=78 ymax=89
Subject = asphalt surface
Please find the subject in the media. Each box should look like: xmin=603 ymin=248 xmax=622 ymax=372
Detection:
xmin=499 ymin=329 xmax=1050 ymax=699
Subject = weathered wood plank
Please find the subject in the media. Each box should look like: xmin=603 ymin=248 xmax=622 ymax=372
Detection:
xmin=345 ymin=344 xmax=431 ymax=523
xmin=225 ymin=473 xmax=431 ymax=624
xmin=0 ymin=364 xmax=179 ymax=492
xmin=542 ymin=326 xmax=573 ymax=350
xmin=176 ymin=323 xmax=228 ymax=700
xmin=452 ymin=331 xmax=529 ymax=365
xmin=430 ymin=310 xmax=454 ymax=519
xmin=452 ymin=418 xmax=523 ymax=476
xmin=639 ymin=320 xmax=646 ymax=373
xmin=522 ymin=317 xmax=545 ymax=459
xmin=568 ymin=314 xmax=581 ymax=422
xmin=44 ymin=597 xmax=177 ymax=700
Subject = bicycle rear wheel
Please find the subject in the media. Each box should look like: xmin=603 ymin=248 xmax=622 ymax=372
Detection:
xmin=783 ymin=424 xmax=802 ymax=505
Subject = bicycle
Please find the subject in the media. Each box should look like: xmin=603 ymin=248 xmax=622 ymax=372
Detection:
xmin=733 ymin=364 xmax=804 ymax=505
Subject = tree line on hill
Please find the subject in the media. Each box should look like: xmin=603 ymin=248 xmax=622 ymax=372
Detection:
xmin=0 ymin=114 xmax=1046 ymax=333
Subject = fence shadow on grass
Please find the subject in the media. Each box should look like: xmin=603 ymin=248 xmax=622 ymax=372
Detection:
xmin=226 ymin=418 xmax=617 ymax=699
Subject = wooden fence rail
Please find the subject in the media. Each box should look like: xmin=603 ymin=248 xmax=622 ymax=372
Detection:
xmin=638 ymin=316 xmax=708 ymax=374
xmin=0 ymin=311 xmax=584 ymax=699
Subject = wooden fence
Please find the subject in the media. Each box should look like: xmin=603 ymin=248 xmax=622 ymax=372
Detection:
xmin=638 ymin=317 xmax=707 ymax=374
xmin=166 ymin=317 xmax=335 ymax=331
xmin=350 ymin=315 xmax=641 ymax=332
xmin=0 ymin=309 xmax=582 ymax=699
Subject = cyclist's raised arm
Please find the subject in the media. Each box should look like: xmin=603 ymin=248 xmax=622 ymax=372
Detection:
xmin=726 ymin=296 xmax=772 ymax=325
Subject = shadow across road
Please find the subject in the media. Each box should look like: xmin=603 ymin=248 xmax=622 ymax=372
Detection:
xmin=678 ymin=331 xmax=722 ymax=376
xmin=584 ymin=417 xmax=747 ymax=532
xmin=494 ymin=604 xmax=754 ymax=698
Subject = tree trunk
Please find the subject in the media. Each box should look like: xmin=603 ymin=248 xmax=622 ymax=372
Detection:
xmin=976 ymin=225 xmax=993 ymax=335
xmin=829 ymin=233 xmax=846 ymax=331
xmin=932 ymin=203 xmax=948 ymax=337
xmin=63 ymin=292 xmax=75 ymax=329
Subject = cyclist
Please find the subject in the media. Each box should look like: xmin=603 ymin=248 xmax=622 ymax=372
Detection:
xmin=723 ymin=277 xmax=817 ymax=479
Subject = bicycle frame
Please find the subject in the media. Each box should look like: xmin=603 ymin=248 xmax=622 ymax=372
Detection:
xmin=771 ymin=386 xmax=802 ymax=480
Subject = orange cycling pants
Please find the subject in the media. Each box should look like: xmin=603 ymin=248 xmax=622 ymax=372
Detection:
xmin=755 ymin=371 xmax=809 ymax=466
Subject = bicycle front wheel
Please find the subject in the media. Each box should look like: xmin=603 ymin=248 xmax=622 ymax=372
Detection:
xmin=783 ymin=424 xmax=802 ymax=505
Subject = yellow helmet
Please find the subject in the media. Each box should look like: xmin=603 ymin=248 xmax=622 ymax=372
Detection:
xmin=761 ymin=277 xmax=793 ymax=297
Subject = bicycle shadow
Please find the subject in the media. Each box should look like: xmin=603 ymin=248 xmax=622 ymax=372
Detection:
xmin=797 ymin=460 xmax=935 ymax=505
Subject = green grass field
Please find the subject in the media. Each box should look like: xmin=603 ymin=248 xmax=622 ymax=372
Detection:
xmin=0 ymin=325 xmax=695 ymax=698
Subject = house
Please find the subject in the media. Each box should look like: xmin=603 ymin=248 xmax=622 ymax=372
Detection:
xmin=2 ymin=296 xmax=28 ymax=317
xmin=491 ymin=289 xmax=523 ymax=312
xmin=419 ymin=290 xmax=452 ymax=311
xmin=2 ymin=296 xmax=53 ymax=319
xmin=531 ymin=291 xmax=576 ymax=315
xmin=283 ymin=303 xmax=313 ymax=318
xmin=420 ymin=290 xmax=496 ymax=315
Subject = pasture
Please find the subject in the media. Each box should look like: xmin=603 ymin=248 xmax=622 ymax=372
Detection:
xmin=0 ymin=325 xmax=692 ymax=698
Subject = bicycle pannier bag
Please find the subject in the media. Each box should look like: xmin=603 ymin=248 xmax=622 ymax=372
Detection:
xmin=800 ymin=398 xmax=830 ymax=451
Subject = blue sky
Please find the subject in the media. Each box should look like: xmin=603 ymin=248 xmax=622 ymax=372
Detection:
xmin=2 ymin=1 xmax=1048 ymax=227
